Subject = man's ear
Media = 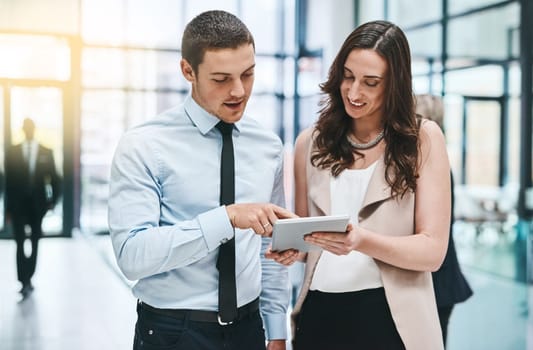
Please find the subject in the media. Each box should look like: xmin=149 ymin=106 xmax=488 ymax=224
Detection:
xmin=180 ymin=59 xmax=195 ymax=82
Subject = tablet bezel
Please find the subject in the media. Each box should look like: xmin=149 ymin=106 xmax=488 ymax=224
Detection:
xmin=271 ymin=215 xmax=350 ymax=252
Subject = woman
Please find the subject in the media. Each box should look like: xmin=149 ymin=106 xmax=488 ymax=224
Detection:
xmin=291 ymin=20 xmax=450 ymax=350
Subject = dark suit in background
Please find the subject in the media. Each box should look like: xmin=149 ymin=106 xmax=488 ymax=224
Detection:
xmin=5 ymin=118 xmax=61 ymax=297
xmin=432 ymin=173 xmax=473 ymax=346
xmin=415 ymin=94 xmax=473 ymax=347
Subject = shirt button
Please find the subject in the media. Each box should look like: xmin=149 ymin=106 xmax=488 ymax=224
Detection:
xmin=221 ymin=238 xmax=228 ymax=244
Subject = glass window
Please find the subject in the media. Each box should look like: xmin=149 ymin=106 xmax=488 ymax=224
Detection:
xmin=389 ymin=0 xmax=441 ymax=27
xmin=82 ymin=48 xmax=125 ymax=88
xmin=125 ymin=0 xmax=182 ymax=48
xmin=81 ymin=90 xmax=126 ymax=165
xmin=298 ymin=57 xmax=325 ymax=96
xmin=412 ymin=59 xmax=432 ymax=76
xmin=83 ymin=48 xmax=185 ymax=90
xmin=127 ymin=50 xmax=184 ymax=90
xmin=407 ymin=24 xmax=442 ymax=58
xmin=442 ymin=94 xmax=464 ymax=179
xmin=254 ymin=57 xmax=278 ymax=94
xmin=155 ymin=93 xmax=186 ymax=115
xmin=82 ymin=0 xmax=125 ymax=44
xmin=246 ymin=95 xmax=280 ymax=135
xmin=0 ymin=35 xmax=70 ymax=81
xmin=465 ymin=100 xmax=500 ymax=186
xmin=510 ymin=27 xmax=519 ymax=59
xmin=80 ymin=90 xmax=126 ymax=233
xmin=358 ymin=1 xmax=385 ymax=24
xmin=413 ymin=77 xmax=430 ymax=95
xmin=185 ymin=0 xmax=238 ymax=19
xmin=448 ymin=3 xmax=519 ymax=60
xmin=298 ymin=95 xmax=322 ymax=131
xmin=0 ymin=0 xmax=79 ymax=34
xmin=243 ymin=0 xmax=279 ymax=54
xmin=283 ymin=58 xmax=296 ymax=97
xmin=448 ymin=0 xmax=510 ymax=15
xmin=431 ymin=73 xmax=444 ymax=95
xmin=10 ymin=87 xmax=64 ymax=160
xmin=445 ymin=65 xmax=503 ymax=96
xmin=126 ymin=91 xmax=185 ymax=129
xmin=283 ymin=98 xmax=295 ymax=144
xmin=507 ymin=96 xmax=520 ymax=185
xmin=283 ymin=0 xmax=296 ymax=53
xmin=509 ymin=62 xmax=520 ymax=97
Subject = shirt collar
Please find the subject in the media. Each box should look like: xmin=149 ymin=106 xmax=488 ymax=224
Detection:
xmin=183 ymin=94 xmax=241 ymax=135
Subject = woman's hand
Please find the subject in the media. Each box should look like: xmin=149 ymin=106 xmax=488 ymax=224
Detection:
xmin=304 ymin=223 xmax=359 ymax=255
xmin=265 ymin=247 xmax=305 ymax=266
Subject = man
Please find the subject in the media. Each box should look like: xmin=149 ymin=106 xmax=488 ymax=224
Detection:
xmin=5 ymin=117 xmax=61 ymax=298
xmin=108 ymin=10 xmax=296 ymax=350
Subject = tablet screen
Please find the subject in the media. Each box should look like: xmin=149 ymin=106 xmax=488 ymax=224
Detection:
xmin=271 ymin=215 xmax=350 ymax=252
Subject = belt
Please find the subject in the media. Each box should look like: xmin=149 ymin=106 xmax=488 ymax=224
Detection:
xmin=139 ymin=297 xmax=260 ymax=326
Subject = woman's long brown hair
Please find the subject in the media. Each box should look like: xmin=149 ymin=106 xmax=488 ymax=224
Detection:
xmin=311 ymin=20 xmax=419 ymax=198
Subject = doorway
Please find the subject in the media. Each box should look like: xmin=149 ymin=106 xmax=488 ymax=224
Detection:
xmin=0 ymin=83 xmax=64 ymax=237
xmin=460 ymin=96 xmax=506 ymax=186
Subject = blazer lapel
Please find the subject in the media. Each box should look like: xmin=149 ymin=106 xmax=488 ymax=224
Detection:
xmin=360 ymin=156 xmax=392 ymax=209
xmin=307 ymin=165 xmax=331 ymax=215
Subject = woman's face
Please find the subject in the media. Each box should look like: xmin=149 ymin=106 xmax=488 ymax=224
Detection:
xmin=340 ymin=49 xmax=387 ymax=123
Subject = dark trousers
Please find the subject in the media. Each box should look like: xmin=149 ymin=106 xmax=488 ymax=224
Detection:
xmin=293 ymin=288 xmax=405 ymax=350
xmin=438 ymin=305 xmax=453 ymax=348
xmin=134 ymin=303 xmax=266 ymax=350
xmin=12 ymin=202 xmax=43 ymax=287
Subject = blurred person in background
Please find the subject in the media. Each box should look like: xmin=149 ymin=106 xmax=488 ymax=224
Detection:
xmin=5 ymin=117 xmax=61 ymax=299
xmin=416 ymin=94 xmax=473 ymax=347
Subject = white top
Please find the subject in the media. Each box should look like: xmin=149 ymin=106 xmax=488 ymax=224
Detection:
xmin=310 ymin=161 xmax=383 ymax=292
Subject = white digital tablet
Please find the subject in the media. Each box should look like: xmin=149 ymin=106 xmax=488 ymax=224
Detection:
xmin=271 ymin=215 xmax=350 ymax=252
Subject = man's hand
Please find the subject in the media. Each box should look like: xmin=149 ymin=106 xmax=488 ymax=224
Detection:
xmin=226 ymin=203 xmax=297 ymax=237
xmin=266 ymin=339 xmax=286 ymax=350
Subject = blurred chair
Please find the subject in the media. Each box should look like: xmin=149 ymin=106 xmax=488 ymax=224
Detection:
xmin=454 ymin=183 xmax=518 ymax=240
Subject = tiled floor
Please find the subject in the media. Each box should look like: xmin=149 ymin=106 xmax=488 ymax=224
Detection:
xmin=0 ymin=224 xmax=531 ymax=350
xmin=0 ymin=236 xmax=136 ymax=350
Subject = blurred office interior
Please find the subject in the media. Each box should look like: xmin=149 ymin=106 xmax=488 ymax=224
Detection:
xmin=0 ymin=0 xmax=532 ymax=349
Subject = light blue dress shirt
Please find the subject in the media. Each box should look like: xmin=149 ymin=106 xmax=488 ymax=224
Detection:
xmin=108 ymin=95 xmax=290 ymax=340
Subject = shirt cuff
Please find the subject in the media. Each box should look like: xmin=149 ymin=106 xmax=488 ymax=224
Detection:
xmin=198 ymin=206 xmax=234 ymax=252
xmin=263 ymin=313 xmax=288 ymax=341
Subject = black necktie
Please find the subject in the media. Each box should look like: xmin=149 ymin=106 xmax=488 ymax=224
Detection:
xmin=215 ymin=121 xmax=237 ymax=324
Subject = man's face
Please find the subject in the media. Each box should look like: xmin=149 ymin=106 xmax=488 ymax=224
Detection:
xmin=22 ymin=120 xmax=35 ymax=140
xmin=181 ymin=44 xmax=255 ymax=124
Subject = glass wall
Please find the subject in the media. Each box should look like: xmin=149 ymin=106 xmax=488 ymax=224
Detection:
xmin=0 ymin=35 xmax=70 ymax=81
